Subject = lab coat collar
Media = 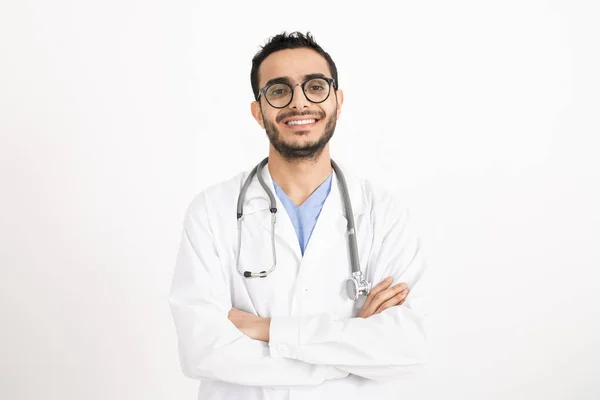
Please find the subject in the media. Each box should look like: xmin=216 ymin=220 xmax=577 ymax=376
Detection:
xmin=239 ymin=159 xmax=366 ymax=262
xmin=240 ymin=159 xmax=366 ymax=218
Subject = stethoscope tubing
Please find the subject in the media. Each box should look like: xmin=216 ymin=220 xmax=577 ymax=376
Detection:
xmin=235 ymin=157 xmax=369 ymax=299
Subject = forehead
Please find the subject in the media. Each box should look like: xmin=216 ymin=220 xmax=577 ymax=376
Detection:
xmin=258 ymin=48 xmax=332 ymax=86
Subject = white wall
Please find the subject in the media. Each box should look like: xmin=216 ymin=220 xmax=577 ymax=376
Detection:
xmin=1 ymin=0 xmax=598 ymax=398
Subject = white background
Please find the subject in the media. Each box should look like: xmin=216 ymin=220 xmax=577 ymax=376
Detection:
xmin=1 ymin=0 xmax=599 ymax=399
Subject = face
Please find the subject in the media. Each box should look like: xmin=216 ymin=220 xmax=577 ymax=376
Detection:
xmin=251 ymin=48 xmax=344 ymax=162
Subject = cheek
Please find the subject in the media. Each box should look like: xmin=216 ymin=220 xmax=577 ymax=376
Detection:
xmin=326 ymin=105 xmax=338 ymax=121
xmin=259 ymin=109 xmax=274 ymax=127
xmin=264 ymin=111 xmax=280 ymax=125
xmin=325 ymin=98 xmax=338 ymax=116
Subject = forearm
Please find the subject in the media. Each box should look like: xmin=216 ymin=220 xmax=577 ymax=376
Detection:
xmin=169 ymin=298 xmax=349 ymax=388
xmin=268 ymin=303 xmax=429 ymax=380
xmin=269 ymin=219 xmax=431 ymax=382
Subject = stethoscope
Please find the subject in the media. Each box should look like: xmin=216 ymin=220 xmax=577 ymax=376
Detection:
xmin=235 ymin=157 xmax=371 ymax=301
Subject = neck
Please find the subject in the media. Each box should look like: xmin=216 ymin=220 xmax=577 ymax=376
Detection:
xmin=267 ymin=146 xmax=333 ymax=206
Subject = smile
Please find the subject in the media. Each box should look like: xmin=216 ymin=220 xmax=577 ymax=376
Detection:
xmin=286 ymin=119 xmax=317 ymax=126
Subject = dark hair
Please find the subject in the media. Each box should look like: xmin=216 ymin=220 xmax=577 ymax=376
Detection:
xmin=250 ymin=31 xmax=339 ymax=101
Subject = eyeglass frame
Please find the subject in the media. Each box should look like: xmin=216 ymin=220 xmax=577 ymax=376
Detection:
xmin=256 ymin=76 xmax=337 ymax=109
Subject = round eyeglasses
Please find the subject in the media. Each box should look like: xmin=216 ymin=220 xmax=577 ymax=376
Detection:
xmin=257 ymin=77 xmax=336 ymax=109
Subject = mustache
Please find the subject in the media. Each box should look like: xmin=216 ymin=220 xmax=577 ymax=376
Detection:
xmin=276 ymin=110 xmax=325 ymax=123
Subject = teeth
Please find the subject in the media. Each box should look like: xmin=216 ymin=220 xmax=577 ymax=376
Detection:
xmin=286 ymin=119 xmax=316 ymax=126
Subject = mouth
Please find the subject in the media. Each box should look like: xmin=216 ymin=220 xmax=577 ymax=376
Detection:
xmin=281 ymin=117 xmax=321 ymax=130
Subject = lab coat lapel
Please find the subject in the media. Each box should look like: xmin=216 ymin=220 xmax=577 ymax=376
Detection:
xmin=242 ymin=163 xmax=303 ymax=262
xmin=301 ymin=165 xmax=366 ymax=268
xmin=301 ymin=172 xmax=347 ymax=259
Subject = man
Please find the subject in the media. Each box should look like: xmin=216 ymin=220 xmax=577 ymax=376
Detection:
xmin=169 ymin=31 xmax=430 ymax=400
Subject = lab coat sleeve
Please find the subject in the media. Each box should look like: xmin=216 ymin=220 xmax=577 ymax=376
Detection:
xmin=268 ymin=197 xmax=431 ymax=382
xmin=168 ymin=192 xmax=349 ymax=388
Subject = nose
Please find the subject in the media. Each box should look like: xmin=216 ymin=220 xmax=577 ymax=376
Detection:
xmin=287 ymin=83 xmax=310 ymax=109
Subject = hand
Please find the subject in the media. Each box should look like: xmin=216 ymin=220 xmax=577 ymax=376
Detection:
xmin=228 ymin=308 xmax=271 ymax=342
xmin=358 ymin=277 xmax=409 ymax=318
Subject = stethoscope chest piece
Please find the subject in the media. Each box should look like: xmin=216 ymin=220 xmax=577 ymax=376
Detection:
xmin=346 ymin=272 xmax=370 ymax=301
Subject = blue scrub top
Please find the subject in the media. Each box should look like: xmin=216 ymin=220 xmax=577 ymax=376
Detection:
xmin=272 ymin=173 xmax=333 ymax=255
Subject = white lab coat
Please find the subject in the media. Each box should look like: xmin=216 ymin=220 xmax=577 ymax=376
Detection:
xmin=168 ymin=161 xmax=431 ymax=400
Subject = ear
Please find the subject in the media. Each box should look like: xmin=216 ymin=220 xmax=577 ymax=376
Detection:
xmin=250 ymin=101 xmax=265 ymax=129
xmin=334 ymin=89 xmax=344 ymax=120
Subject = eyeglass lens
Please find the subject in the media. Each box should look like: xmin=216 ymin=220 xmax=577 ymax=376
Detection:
xmin=265 ymin=78 xmax=330 ymax=108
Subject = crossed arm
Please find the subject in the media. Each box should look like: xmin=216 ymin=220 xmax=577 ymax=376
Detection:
xmin=168 ymin=192 xmax=430 ymax=388
xmin=227 ymin=276 xmax=410 ymax=342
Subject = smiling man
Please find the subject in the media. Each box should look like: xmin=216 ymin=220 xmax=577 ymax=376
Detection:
xmin=251 ymin=47 xmax=338 ymax=166
xmin=169 ymin=31 xmax=431 ymax=400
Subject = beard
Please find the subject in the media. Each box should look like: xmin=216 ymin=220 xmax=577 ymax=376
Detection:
xmin=263 ymin=110 xmax=337 ymax=163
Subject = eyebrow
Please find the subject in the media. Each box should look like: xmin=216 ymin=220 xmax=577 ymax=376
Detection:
xmin=264 ymin=73 xmax=328 ymax=87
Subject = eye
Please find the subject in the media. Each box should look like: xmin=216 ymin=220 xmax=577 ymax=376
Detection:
xmin=267 ymin=84 xmax=291 ymax=99
xmin=305 ymin=78 xmax=329 ymax=94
